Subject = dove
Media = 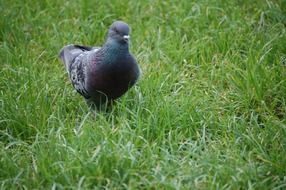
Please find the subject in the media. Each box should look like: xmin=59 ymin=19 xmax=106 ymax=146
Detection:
xmin=59 ymin=21 xmax=140 ymax=109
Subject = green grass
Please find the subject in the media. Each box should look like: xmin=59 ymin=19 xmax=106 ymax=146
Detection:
xmin=1 ymin=0 xmax=286 ymax=189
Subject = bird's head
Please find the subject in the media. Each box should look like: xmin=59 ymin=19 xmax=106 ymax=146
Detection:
xmin=107 ymin=21 xmax=130 ymax=44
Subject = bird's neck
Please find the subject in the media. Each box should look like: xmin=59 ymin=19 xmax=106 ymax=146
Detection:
xmin=101 ymin=39 xmax=130 ymax=64
xmin=104 ymin=39 xmax=129 ymax=54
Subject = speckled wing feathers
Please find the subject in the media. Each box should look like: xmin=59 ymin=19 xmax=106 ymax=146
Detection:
xmin=69 ymin=52 xmax=90 ymax=98
xmin=59 ymin=45 xmax=99 ymax=99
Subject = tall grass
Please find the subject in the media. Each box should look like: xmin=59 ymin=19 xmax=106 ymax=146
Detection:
xmin=0 ymin=0 xmax=286 ymax=189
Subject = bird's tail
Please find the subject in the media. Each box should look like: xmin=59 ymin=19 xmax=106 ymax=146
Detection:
xmin=58 ymin=44 xmax=86 ymax=72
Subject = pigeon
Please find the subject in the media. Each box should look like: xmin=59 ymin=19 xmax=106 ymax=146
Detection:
xmin=59 ymin=21 xmax=140 ymax=109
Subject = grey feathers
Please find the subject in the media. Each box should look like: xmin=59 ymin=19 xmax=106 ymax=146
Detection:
xmin=68 ymin=51 xmax=89 ymax=98
xmin=59 ymin=45 xmax=99 ymax=99
xmin=59 ymin=21 xmax=140 ymax=109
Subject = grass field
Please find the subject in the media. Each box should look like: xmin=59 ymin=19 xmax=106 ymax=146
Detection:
xmin=1 ymin=0 xmax=286 ymax=189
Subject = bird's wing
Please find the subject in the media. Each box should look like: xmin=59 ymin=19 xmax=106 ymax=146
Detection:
xmin=73 ymin=44 xmax=100 ymax=51
xmin=59 ymin=44 xmax=100 ymax=99
xmin=59 ymin=44 xmax=99 ymax=70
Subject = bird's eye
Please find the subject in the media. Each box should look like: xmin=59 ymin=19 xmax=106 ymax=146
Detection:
xmin=114 ymin=28 xmax=119 ymax=33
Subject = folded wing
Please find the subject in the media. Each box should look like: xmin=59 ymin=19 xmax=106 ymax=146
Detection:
xmin=59 ymin=44 xmax=99 ymax=99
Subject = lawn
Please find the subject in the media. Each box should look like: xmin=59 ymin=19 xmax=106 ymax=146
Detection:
xmin=0 ymin=0 xmax=286 ymax=189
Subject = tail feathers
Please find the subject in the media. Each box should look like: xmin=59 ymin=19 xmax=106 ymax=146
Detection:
xmin=59 ymin=44 xmax=100 ymax=72
xmin=58 ymin=44 xmax=89 ymax=71
xmin=73 ymin=44 xmax=93 ymax=51
xmin=73 ymin=44 xmax=100 ymax=52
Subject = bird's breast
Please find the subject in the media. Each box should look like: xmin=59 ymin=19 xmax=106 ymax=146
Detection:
xmin=87 ymin=58 xmax=139 ymax=100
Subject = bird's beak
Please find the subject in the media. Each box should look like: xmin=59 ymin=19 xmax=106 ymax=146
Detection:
xmin=123 ymin=35 xmax=130 ymax=42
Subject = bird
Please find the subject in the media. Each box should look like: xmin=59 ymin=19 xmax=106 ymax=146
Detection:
xmin=59 ymin=21 xmax=140 ymax=110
